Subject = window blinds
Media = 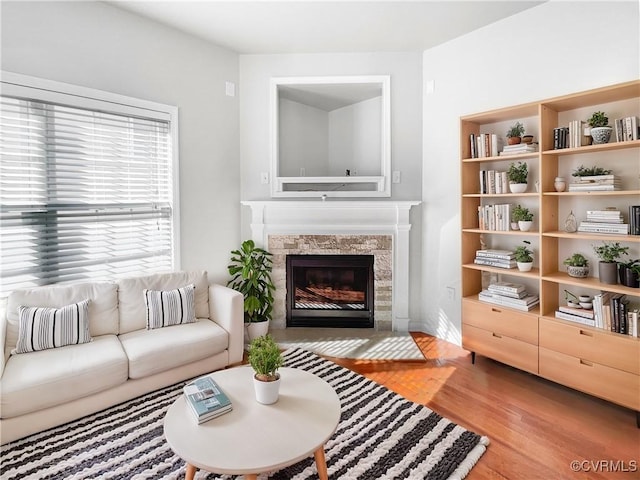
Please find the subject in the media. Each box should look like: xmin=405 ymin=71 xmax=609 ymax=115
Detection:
xmin=0 ymin=95 xmax=175 ymax=295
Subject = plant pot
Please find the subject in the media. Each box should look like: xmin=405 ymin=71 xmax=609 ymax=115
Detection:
xmin=517 ymin=261 xmax=533 ymax=272
xmin=507 ymin=136 xmax=521 ymax=145
xmin=598 ymin=261 xmax=618 ymax=285
xmin=510 ymin=222 xmax=519 ymax=231
xmin=522 ymin=135 xmax=534 ymax=144
xmin=518 ymin=220 xmax=533 ymax=232
xmin=567 ymin=265 xmax=589 ymax=278
xmin=619 ymin=265 xmax=640 ymax=288
xmin=253 ymin=373 xmax=281 ymax=405
xmin=246 ymin=320 xmax=270 ymax=342
xmin=509 ymin=183 xmax=527 ymax=193
xmin=590 ymin=126 xmax=613 ymax=144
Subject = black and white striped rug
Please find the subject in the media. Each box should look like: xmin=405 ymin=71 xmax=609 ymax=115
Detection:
xmin=1 ymin=348 xmax=489 ymax=480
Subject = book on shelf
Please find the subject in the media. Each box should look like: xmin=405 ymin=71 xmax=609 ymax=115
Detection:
xmin=477 ymin=204 xmax=512 ymax=231
xmin=558 ymin=305 xmax=595 ymax=319
xmin=577 ymin=222 xmax=629 ymax=235
xmin=472 ymin=133 xmax=503 ymax=158
xmin=568 ymin=184 xmax=621 ymax=192
xmin=487 ymin=281 xmax=526 ymax=294
xmin=499 ymin=143 xmax=538 ymax=155
xmin=478 ymin=291 xmax=539 ymax=311
xmin=629 ymin=205 xmax=640 ymax=235
xmin=474 ymin=258 xmax=516 ymax=269
xmin=614 ymin=116 xmax=639 ymax=141
xmin=555 ymin=310 xmax=596 ymax=326
xmin=183 ymin=375 xmax=233 ymax=424
xmin=476 ymin=249 xmax=515 ymax=260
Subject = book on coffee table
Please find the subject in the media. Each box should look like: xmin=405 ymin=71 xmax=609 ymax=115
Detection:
xmin=183 ymin=375 xmax=233 ymax=424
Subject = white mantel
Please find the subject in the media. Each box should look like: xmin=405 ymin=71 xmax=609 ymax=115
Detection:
xmin=242 ymin=200 xmax=420 ymax=331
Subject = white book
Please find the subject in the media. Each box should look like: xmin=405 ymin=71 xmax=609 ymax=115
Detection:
xmin=488 ymin=281 xmax=526 ymax=293
xmin=555 ymin=311 xmax=596 ymax=326
xmin=478 ymin=294 xmax=539 ymax=312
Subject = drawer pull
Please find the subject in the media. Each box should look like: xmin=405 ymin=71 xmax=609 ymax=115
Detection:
xmin=579 ymin=330 xmax=593 ymax=337
xmin=492 ymin=333 xmax=502 ymax=338
xmin=491 ymin=308 xmax=502 ymax=313
xmin=579 ymin=359 xmax=593 ymax=367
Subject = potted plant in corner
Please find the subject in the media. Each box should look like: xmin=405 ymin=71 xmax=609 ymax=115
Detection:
xmin=512 ymin=204 xmax=534 ymax=232
xmin=507 ymin=161 xmax=528 ymax=193
xmin=563 ymin=253 xmax=589 ymax=278
xmin=593 ymin=241 xmax=629 ymax=285
xmin=506 ymin=121 xmax=525 ymax=145
xmin=514 ymin=240 xmax=533 ymax=272
xmin=227 ymin=239 xmax=275 ymax=342
xmin=618 ymin=258 xmax=640 ymax=288
xmin=248 ymin=334 xmax=283 ymax=405
xmin=587 ymin=111 xmax=612 ymax=144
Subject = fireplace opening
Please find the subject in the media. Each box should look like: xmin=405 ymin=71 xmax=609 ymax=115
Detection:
xmin=286 ymin=254 xmax=374 ymax=328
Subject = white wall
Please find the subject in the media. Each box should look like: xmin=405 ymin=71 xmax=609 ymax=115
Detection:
xmin=1 ymin=1 xmax=241 ymax=284
xmin=420 ymin=1 xmax=640 ymax=343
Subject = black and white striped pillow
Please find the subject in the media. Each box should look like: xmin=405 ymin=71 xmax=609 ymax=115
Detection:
xmin=143 ymin=284 xmax=196 ymax=330
xmin=13 ymin=299 xmax=92 ymax=354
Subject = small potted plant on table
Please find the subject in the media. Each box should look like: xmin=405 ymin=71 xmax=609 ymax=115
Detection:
xmin=515 ymin=240 xmax=534 ymax=272
xmin=248 ymin=334 xmax=283 ymax=405
xmin=593 ymin=241 xmax=629 ymax=285
xmin=507 ymin=161 xmax=528 ymax=193
xmin=506 ymin=121 xmax=525 ymax=145
xmin=512 ymin=204 xmax=534 ymax=232
xmin=563 ymin=253 xmax=589 ymax=278
xmin=587 ymin=111 xmax=612 ymax=144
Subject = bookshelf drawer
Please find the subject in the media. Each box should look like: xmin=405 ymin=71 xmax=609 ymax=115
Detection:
xmin=539 ymin=347 xmax=640 ymax=411
xmin=463 ymin=299 xmax=538 ymax=345
xmin=539 ymin=318 xmax=640 ymax=375
xmin=463 ymin=324 xmax=538 ymax=374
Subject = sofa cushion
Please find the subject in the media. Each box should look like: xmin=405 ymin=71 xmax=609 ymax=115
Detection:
xmin=118 ymin=271 xmax=210 ymax=334
xmin=6 ymin=283 xmax=119 ymax=354
xmin=0 ymin=335 xmax=128 ymax=418
xmin=119 ymin=319 xmax=228 ymax=379
xmin=14 ymin=299 xmax=92 ymax=354
xmin=144 ymin=284 xmax=196 ymax=329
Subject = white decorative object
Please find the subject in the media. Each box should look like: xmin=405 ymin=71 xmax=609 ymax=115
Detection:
xmin=253 ymin=374 xmax=281 ymax=405
xmin=518 ymin=220 xmax=533 ymax=232
xmin=590 ymin=126 xmax=613 ymax=144
xmin=564 ymin=211 xmax=577 ymax=233
xmin=517 ymin=262 xmax=533 ymax=272
xmin=509 ymin=183 xmax=527 ymax=193
xmin=554 ymin=177 xmax=566 ymax=192
xmin=510 ymin=222 xmax=520 ymax=231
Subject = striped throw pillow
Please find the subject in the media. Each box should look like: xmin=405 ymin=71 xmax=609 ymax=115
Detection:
xmin=13 ymin=299 xmax=92 ymax=354
xmin=144 ymin=284 xmax=196 ymax=330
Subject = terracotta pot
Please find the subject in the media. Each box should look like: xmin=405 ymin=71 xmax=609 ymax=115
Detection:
xmin=522 ymin=135 xmax=534 ymax=144
xmin=507 ymin=136 xmax=522 ymax=145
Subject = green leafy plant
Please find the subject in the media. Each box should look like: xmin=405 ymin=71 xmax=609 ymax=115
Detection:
xmin=512 ymin=204 xmax=533 ymax=222
xmin=563 ymin=253 xmax=589 ymax=267
xmin=514 ymin=240 xmax=533 ymax=263
xmin=506 ymin=121 xmax=525 ymax=138
xmin=592 ymin=241 xmax=629 ymax=263
xmin=587 ymin=111 xmax=609 ymax=128
xmin=248 ymin=334 xmax=283 ymax=381
xmin=507 ymin=161 xmax=528 ymax=184
xmin=227 ymin=239 xmax=275 ymax=323
xmin=571 ymin=165 xmax=612 ymax=177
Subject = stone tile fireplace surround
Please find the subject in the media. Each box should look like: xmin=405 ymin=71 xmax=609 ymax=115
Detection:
xmin=242 ymin=201 xmax=420 ymax=331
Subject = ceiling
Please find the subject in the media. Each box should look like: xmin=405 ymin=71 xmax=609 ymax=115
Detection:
xmin=109 ymin=1 xmax=545 ymax=54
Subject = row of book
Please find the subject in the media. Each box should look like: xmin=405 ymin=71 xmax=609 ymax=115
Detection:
xmin=613 ymin=116 xmax=639 ymax=142
xmin=474 ymin=249 xmax=516 ymax=269
xmin=630 ymin=205 xmax=640 ymax=236
xmin=469 ymin=133 xmax=503 ymax=158
xmin=555 ymin=293 xmax=638 ymax=337
xmin=478 ymin=282 xmax=539 ymax=312
xmin=553 ymin=126 xmax=588 ymax=150
xmin=479 ymin=170 xmax=509 ymax=194
xmin=568 ymin=174 xmax=621 ymax=192
xmin=577 ymin=207 xmax=629 ymax=235
xmin=477 ymin=204 xmax=518 ymax=232
xmin=184 ymin=375 xmax=233 ymax=424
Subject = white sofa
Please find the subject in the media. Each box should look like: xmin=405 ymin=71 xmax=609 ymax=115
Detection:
xmin=0 ymin=270 xmax=244 ymax=445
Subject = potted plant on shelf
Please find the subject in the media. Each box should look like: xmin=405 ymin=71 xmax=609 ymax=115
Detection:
xmin=571 ymin=165 xmax=612 ymax=178
xmin=248 ymin=334 xmax=283 ymax=405
xmin=618 ymin=258 xmax=640 ymax=288
xmin=563 ymin=253 xmax=589 ymax=278
xmin=512 ymin=204 xmax=534 ymax=232
xmin=227 ymin=239 xmax=275 ymax=342
xmin=592 ymin=241 xmax=629 ymax=285
xmin=507 ymin=161 xmax=528 ymax=193
xmin=587 ymin=111 xmax=612 ymax=144
xmin=506 ymin=121 xmax=525 ymax=145
xmin=514 ymin=240 xmax=533 ymax=272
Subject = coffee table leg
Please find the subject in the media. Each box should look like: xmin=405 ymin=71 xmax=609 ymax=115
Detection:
xmin=245 ymin=475 xmax=258 ymax=480
xmin=314 ymin=447 xmax=329 ymax=480
xmin=185 ymin=463 xmax=197 ymax=480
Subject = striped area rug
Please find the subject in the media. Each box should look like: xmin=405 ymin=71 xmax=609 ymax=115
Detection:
xmin=1 ymin=348 xmax=489 ymax=480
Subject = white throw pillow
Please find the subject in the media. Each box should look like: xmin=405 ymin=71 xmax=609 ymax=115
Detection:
xmin=144 ymin=284 xmax=196 ymax=330
xmin=13 ymin=299 xmax=92 ymax=354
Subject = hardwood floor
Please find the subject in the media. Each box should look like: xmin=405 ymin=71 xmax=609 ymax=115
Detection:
xmin=325 ymin=332 xmax=640 ymax=480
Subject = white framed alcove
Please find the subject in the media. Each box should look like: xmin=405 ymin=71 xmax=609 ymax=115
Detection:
xmin=270 ymin=75 xmax=391 ymax=198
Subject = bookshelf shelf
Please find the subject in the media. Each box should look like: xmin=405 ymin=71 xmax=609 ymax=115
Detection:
xmin=460 ymin=80 xmax=640 ymax=424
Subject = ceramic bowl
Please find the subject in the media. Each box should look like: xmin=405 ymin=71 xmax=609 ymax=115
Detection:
xmin=579 ymin=301 xmax=593 ymax=309
xmin=579 ymin=295 xmax=591 ymax=302
xmin=567 ymin=301 xmax=581 ymax=308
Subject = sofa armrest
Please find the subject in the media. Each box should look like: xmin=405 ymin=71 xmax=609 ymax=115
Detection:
xmin=208 ymin=283 xmax=244 ymax=365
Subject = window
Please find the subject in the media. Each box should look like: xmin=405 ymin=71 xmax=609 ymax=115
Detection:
xmin=0 ymin=73 xmax=179 ymax=295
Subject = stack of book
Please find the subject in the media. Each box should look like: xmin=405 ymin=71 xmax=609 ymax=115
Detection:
xmin=578 ymin=208 xmax=629 ymax=235
xmin=499 ymin=143 xmax=538 ymax=156
xmin=592 ymin=293 xmax=639 ymax=336
xmin=183 ymin=375 xmax=233 ymax=424
xmin=614 ymin=116 xmax=639 ymax=141
xmin=629 ymin=205 xmax=640 ymax=235
xmin=568 ymin=174 xmax=621 ymax=192
xmin=478 ymin=282 xmax=539 ymax=311
xmin=555 ymin=305 xmax=595 ymax=326
xmin=474 ymin=249 xmax=515 ymax=269
xmin=477 ymin=204 xmax=512 ymax=232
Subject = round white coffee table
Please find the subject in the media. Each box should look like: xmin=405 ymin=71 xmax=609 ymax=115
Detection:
xmin=164 ymin=366 xmax=341 ymax=480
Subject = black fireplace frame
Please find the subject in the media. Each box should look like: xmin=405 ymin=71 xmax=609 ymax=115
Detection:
xmin=286 ymin=254 xmax=374 ymax=328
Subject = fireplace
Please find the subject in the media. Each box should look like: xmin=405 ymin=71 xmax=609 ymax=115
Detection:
xmin=286 ymin=254 xmax=374 ymax=328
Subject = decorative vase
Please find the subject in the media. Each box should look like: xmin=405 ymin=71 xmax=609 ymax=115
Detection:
xmin=598 ymin=262 xmax=618 ymax=285
xmin=590 ymin=126 xmax=613 ymax=144
xmin=508 ymin=137 xmax=522 ymax=145
xmin=246 ymin=320 xmax=270 ymax=342
xmin=554 ymin=177 xmax=566 ymax=192
xmin=518 ymin=220 xmax=533 ymax=232
xmin=253 ymin=374 xmax=281 ymax=405
xmin=564 ymin=211 xmax=577 ymax=233
xmin=567 ymin=265 xmax=589 ymax=278
xmin=509 ymin=183 xmax=527 ymax=193
xmin=510 ymin=222 xmax=520 ymax=231
xmin=517 ymin=261 xmax=533 ymax=272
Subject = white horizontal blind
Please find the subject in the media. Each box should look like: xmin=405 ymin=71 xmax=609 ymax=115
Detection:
xmin=0 ymin=93 xmax=175 ymax=295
